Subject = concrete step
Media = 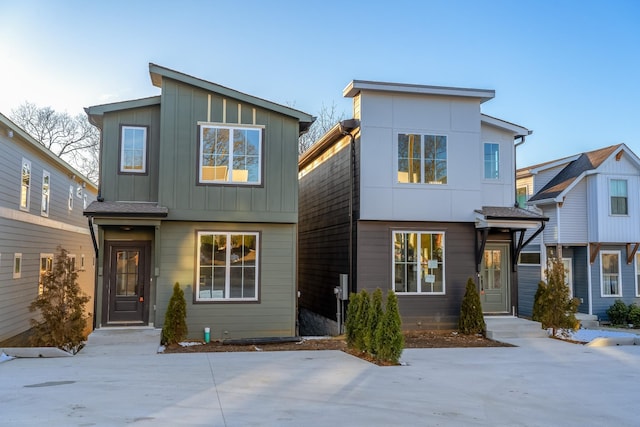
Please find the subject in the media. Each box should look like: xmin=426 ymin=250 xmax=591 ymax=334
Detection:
xmin=576 ymin=313 xmax=599 ymax=329
xmin=484 ymin=316 xmax=549 ymax=339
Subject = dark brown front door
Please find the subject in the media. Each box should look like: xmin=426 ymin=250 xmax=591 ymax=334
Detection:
xmin=104 ymin=241 xmax=150 ymax=324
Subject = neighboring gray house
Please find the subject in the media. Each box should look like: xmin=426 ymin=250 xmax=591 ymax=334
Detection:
xmin=517 ymin=144 xmax=640 ymax=322
xmin=298 ymin=80 xmax=546 ymax=335
xmin=0 ymin=112 xmax=97 ymax=343
xmin=84 ymin=64 xmax=314 ymax=340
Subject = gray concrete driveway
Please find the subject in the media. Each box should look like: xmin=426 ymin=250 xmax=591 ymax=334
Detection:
xmin=1 ymin=329 xmax=639 ymax=426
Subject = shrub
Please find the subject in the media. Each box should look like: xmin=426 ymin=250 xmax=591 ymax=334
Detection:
xmin=458 ymin=278 xmax=485 ymax=335
xmin=344 ymin=292 xmax=361 ymax=348
xmin=628 ymin=304 xmax=640 ymax=328
xmin=534 ymin=258 xmax=579 ymax=335
xmin=606 ymin=299 xmax=630 ymax=326
xmin=375 ymin=290 xmax=404 ymax=364
xmin=531 ymin=281 xmax=547 ymax=323
xmin=366 ymin=288 xmax=383 ymax=354
xmin=161 ymin=282 xmax=188 ymax=345
xmin=353 ymin=290 xmax=370 ymax=352
xmin=29 ymin=246 xmax=91 ymax=354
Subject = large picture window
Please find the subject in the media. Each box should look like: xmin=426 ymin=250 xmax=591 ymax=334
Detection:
xmin=397 ymin=134 xmax=447 ymax=184
xmin=610 ymin=179 xmax=628 ymax=215
xmin=601 ymin=251 xmax=621 ymax=297
xmin=120 ymin=126 xmax=148 ymax=173
xmin=197 ymin=232 xmax=259 ymax=301
xmin=199 ymin=124 xmax=262 ymax=184
xmin=484 ymin=143 xmax=500 ymax=179
xmin=393 ymin=231 xmax=445 ymax=294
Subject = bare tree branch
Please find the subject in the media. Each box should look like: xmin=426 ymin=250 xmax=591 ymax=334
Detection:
xmin=298 ymin=102 xmax=346 ymax=155
xmin=11 ymin=102 xmax=100 ymax=184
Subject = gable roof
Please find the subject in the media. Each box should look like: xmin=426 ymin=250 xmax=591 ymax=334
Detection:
xmin=0 ymin=112 xmax=98 ymax=191
xmin=148 ymin=63 xmax=314 ymax=134
xmin=528 ymin=144 xmax=632 ymax=204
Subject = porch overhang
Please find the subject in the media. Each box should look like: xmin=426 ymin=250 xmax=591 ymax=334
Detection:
xmin=84 ymin=201 xmax=169 ymax=219
xmin=474 ymin=206 xmax=548 ymax=273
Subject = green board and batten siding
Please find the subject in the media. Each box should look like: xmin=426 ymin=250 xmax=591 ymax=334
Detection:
xmin=157 ymin=79 xmax=300 ymax=223
xmin=98 ymin=104 xmax=161 ymax=203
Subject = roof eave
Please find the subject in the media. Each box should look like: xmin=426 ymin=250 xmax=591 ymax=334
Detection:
xmin=343 ymin=80 xmax=495 ymax=103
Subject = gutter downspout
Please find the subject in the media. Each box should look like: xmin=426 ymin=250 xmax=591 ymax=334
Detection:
xmin=87 ymin=216 xmax=99 ymax=330
xmin=514 ymin=135 xmax=527 ymax=207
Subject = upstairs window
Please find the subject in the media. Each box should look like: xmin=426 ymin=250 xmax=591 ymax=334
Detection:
xmin=199 ymin=124 xmax=262 ymax=185
xmin=484 ymin=143 xmax=500 ymax=179
xmin=397 ymin=134 xmax=447 ymax=184
xmin=120 ymin=126 xmax=148 ymax=173
xmin=516 ymin=186 xmax=528 ymax=208
xmin=13 ymin=253 xmax=22 ymax=279
xmin=610 ymin=179 xmax=628 ymax=215
xmin=41 ymin=170 xmax=50 ymax=217
xmin=68 ymin=185 xmax=73 ymax=210
xmin=20 ymin=158 xmax=31 ymax=211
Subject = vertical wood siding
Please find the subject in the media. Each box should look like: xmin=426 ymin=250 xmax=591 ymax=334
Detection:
xmin=158 ymin=80 xmax=299 ymax=223
xmin=100 ymin=105 xmax=161 ymax=203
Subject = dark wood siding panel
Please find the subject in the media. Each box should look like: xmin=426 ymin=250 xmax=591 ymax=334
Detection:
xmin=298 ymin=144 xmax=351 ymax=321
xmin=517 ymin=265 xmax=541 ymax=317
xmin=357 ymin=221 xmax=477 ymax=329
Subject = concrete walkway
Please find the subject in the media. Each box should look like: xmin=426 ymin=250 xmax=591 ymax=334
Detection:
xmin=1 ymin=328 xmax=640 ymax=426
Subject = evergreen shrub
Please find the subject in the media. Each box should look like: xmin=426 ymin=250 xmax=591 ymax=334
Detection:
xmin=458 ymin=277 xmax=485 ymax=335
xmin=162 ymin=282 xmax=188 ymax=345
xmin=606 ymin=299 xmax=630 ymax=326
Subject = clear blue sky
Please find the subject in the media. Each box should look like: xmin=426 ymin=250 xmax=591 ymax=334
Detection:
xmin=1 ymin=0 xmax=638 ymax=167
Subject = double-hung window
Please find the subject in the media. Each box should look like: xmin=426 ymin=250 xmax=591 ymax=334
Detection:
xmin=68 ymin=185 xmax=73 ymax=210
xmin=393 ymin=231 xmax=445 ymax=294
xmin=39 ymin=253 xmax=53 ymax=295
xmin=120 ymin=126 xmax=148 ymax=173
xmin=197 ymin=232 xmax=259 ymax=301
xmin=397 ymin=134 xmax=447 ymax=184
xmin=610 ymin=179 xmax=628 ymax=215
xmin=601 ymin=251 xmax=621 ymax=297
xmin=20 ymin=158 xmax=31 ymax=211
xmin=199 ymin=124 xmax=262 ymax=184
xmin=13 ymin=253 xmax=22 ymax=279
xmin=41 ymin=170 xmax=50 ymax=217
xmin=484 ymin=143 xmax=500 ymax=179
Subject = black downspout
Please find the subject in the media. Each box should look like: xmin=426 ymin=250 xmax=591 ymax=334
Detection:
xmin=87 ymin=216 xmax=99 ymax=329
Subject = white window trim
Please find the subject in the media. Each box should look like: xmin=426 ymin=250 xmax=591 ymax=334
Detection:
xmin=609 ymin=178 xmax=628 ymax=216
xmin=483 ymin=142 xmax=500 ymax=180
xmin=395 ymin=132 xmax=448 ymax=186
xmin=20 ymin=158 xmax=31 ymax=211
xmin=68 ymin=185 xmax=73 ymax=210
xmin=120 ymin=126 xmax=148 ymax=173
xmin=600 ymin=250 xmax=622 ymax=297
xmin=198 ymin=123 xmax=263 ymax=185
xmin=41 ymin=170 xmax=50 ymax=217
xmin=392 ymin=230 xmax=446 ymax=295
xmin=39 ymin=253 xmax=54 ymax=295
xmin=518 ymin=250 xmax=541 ymax=266
xmin=196 ymin=231 xmax=259 ymax=301
xmin=13 ymin=253 xmax=22 ymax=279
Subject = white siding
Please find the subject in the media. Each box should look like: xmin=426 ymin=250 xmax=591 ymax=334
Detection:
xmin=358 ymin=91 xmax=517 ymax=222
xmin=533 ymin=163 xmax=569 ymax=193
xmin=542 ymin=204 xmax=558 ymax=244
xmin=558 ymin=179 xmax=588 ymax=244
xmin=592 ymin=173 xmax=640 ymax=242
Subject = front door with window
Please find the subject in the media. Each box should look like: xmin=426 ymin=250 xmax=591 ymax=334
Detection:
xmin=104 ymin=241 xmax=150 ymax=324
xmin=480 ymin=243 xmax=510 ymax=313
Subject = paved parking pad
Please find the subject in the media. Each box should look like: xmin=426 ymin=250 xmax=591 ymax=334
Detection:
xmin=1 ymin=330 xmax=639 ymax=426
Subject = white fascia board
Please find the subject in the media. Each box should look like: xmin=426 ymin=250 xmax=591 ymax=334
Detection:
xmin=343 ymin=80 xmax=495 ymax=103
xmin=481 ymin=114 xmax=531 ymax=137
